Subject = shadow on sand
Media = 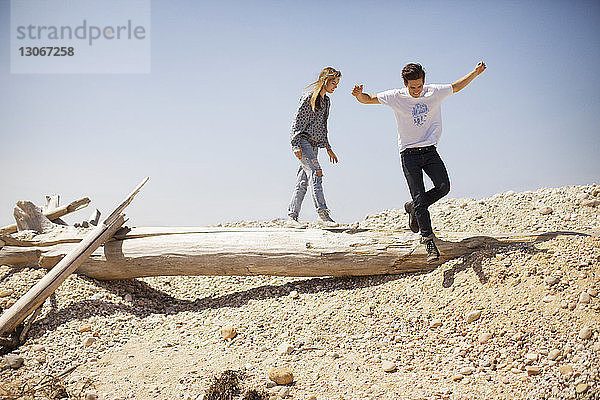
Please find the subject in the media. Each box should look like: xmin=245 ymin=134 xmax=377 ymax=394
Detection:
xmin=23 ymin=230 xmax=589 ymax=341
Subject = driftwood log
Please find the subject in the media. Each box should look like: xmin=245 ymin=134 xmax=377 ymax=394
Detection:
xmin=0 ymin=226 xmax=561 ymax=281
xmin=0 ymin=197 xmax=90 ymax=234
xmin=0 ymin=179 xmax=148 ymax=339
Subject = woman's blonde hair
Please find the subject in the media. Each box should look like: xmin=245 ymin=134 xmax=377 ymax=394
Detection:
xmin=305 ymin=67 xmax=341 ymax=111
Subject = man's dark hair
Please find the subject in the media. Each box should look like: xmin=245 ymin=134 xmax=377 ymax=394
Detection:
xmin=402 ymin=63 xmax=425 ymax=84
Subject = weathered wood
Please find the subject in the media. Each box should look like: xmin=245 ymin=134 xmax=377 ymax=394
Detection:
xmin=2 ymin=227 xmax=563 ymax=281
xmin=0 ymin=197 xmax=90 ymax=235
xmin=0 ymin=179 xmax=148 ymax=338
xmin=14 ymin=201 xmax=58 ymax=233
xmin=0 ymin=215 xmax=126 ymax=337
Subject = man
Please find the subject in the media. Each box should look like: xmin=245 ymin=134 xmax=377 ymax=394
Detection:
xmin=352 ymin=61 xmax=487 ymax=262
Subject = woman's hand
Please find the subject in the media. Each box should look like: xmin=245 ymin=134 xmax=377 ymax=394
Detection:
xmin=327 ymin=148 xmax=338 ymax=164
xmin=293 ymin=148 xmax=302 ymax=160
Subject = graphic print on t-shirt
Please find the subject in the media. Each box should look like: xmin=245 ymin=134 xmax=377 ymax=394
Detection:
xmin=412 ymin=103 xmax=428 ymax=126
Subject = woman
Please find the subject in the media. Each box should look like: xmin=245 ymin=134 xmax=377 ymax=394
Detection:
xmin=287 ymin=67 xmax=341 ymax=228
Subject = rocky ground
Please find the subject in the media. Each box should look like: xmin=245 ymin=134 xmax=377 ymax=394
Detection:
xmin=1 ymin=184 xmax=599 ymax=400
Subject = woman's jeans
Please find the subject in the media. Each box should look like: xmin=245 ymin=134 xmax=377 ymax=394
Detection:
xmin=401 ymin=146 xmax=450 ymax=238
xmin=288 ymin=138 xmax=327 ymax=217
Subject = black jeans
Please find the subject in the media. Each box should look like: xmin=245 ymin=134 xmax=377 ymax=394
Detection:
xmin=401 ymin=146 xmax=450 ymax=237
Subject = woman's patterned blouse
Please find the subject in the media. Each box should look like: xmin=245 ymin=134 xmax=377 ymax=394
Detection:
xmin=290 ymin=92 xmax=331 ymax=150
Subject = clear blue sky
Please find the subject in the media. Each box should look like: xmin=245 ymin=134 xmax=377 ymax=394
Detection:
xmin=1 ymin=0 xmax=599 ymax=226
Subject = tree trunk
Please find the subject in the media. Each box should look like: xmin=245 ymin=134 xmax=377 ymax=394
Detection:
xmin=0 ymin=227 xmax=558 ymax=281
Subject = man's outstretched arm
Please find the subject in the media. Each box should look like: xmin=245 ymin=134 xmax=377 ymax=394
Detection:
xmin=352 ymin=84 xmax=380 ymax=104
xmin=452 ymin=61 xmax=487 ymax=93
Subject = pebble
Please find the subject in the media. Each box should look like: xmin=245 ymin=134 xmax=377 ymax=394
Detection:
xmin=539 ymin=206 xmax=553 ymax=215
xmin=544 ymin=276 xmax=559 ymax=286
xmin=382 ymin=361 xmax=396 ymax=373
xmin=0 ymin=289 xmax=13 ymax=297
xmin=579 ymin=326 xmax=593 ymax=340
xmin=576 ymin=383 xmax=589 ymax=394
xmin=289 ymin=290 xmax=299 ymax=299
xmin=579 ymin=292 xmax=591 ymax=304
xmin=85 ymin=391 xmax=99 ymax=400
xmin=268 ymin=367 xmax=294 ymax=385
xmin=559 ymin=365 xmax=573 ymax=376
xmin=548 ymin=349 xmax=560 ymax=360
xmin=459 ymin=366 xmax=475 ymax=375
xmin=466 ymin=310 xmax=482 ymax=323
xmin=429 ymin=319 xmax=442 ymax=328
xmin=526 ymin=366 xmax=541 ymax=376
xmin=78 ymin=324 xmax=92 ymax=333
xmin=542 ymin=295 xmax=556 ymax=303
xmin=525 ymin=353 xmax=538 ymax=362
xmin=478 ymin=332 xmax=493 ymax=343
xmin=588 ymin=288 xmax=598 ymax=297
xmin=277 ymin=343 xmax=295 ymax=356
xmin=278 ymin=386 xmax=290 ymax=397
xmin=3 ymin=354 xmax=24 ymax=369
xmin=83 ymin=337 xmax=96 ymax=347
xmin=452 ymin=373 xmax=464 ymax=381
xmin=221 ymin=325 xmax=237 ymax=339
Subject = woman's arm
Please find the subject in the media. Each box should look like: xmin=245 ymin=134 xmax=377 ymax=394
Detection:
xmin=290 ymin=95 xmax=312 ymax=151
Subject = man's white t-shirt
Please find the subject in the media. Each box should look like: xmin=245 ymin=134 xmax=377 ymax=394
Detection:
xmin=377 ymin=84 xmax=453 ymax=152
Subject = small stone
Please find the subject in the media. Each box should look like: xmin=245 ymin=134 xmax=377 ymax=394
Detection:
xmin=221 ymin=325 xmax=237 ymax=339
xmin=576 ymin=383 xmax=589 ymax=394
xmin=430 ymin=319 xmax=442 ymax=328
xmin=277 ymin=343 xmax=294 ymax=356
xmin=124 ymin=294 xmax=133 ymax=302
xmin=511 ymin=368 xmax=521 ymax=374
xmin=0 ymin=289 xmax=14 ymax=297
xmin=542 ymin=295 xmax=556 ymax=303
xmin=579 ymin=326 xmax=593 ymax=340
xmin=559 ymin=365 xmax=573 ymax=376
xmin=452 ymin=373 xmax=464 ymax=381
xmin=459 ymin=366 xmax=475 ymax=375
xmin=308 ymin=396 xmax=317 ymax=400
xmin=83 ymin=337 xmax=96 ymax=347
xmin=268 ymin=367 xmax=294 ymax=385
xmin=289 ymin=290 xmax=299 ymax=299
xmin=539 ymin=206 xmax=553 ymax=215
xmin=548 ymin=349 xmax=560 ymax=360
xmin=526 ymin=366 xmax=541 ymax=376
xmin=525 ymin=353 xmax=539 ymax=362
xmin=382 ymin=360 xmax=396 ymax=372
xmin=78 ymin=324 xmax=92 ymax=333
xmin=544 ymin=276 xmax=559 ymax=286
xmin=588 ymin=288 xmax=598 ymax=297
xmin=478 ymin=332 xmax=493 ymax=343
xmin=466 ymin=310 xmax=482 ymax=323
xmin=4 ymin=354 xmax=24 ymax=369
xmin=85 ymin=391 xmax=99 ymax=400
xmin=579 ymin=292 xmax=591 ymax=304
xmin=31 ymin=345 xmax=45 ymax=352
xmin=278 ymin=386 xmax=290 ymax=397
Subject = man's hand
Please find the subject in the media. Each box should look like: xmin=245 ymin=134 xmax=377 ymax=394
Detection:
xmin=474 ymin=61 xmax=487 ymax=76
xmin=293 ymin=148 xmax=302 ymax=160
xmin=352 ymin=84 xmax=380 ymax=104
xmin=327 ymin=148 xmax=338 ymax=163
xmin=452 ymin=61 xmax=487 ymax=93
